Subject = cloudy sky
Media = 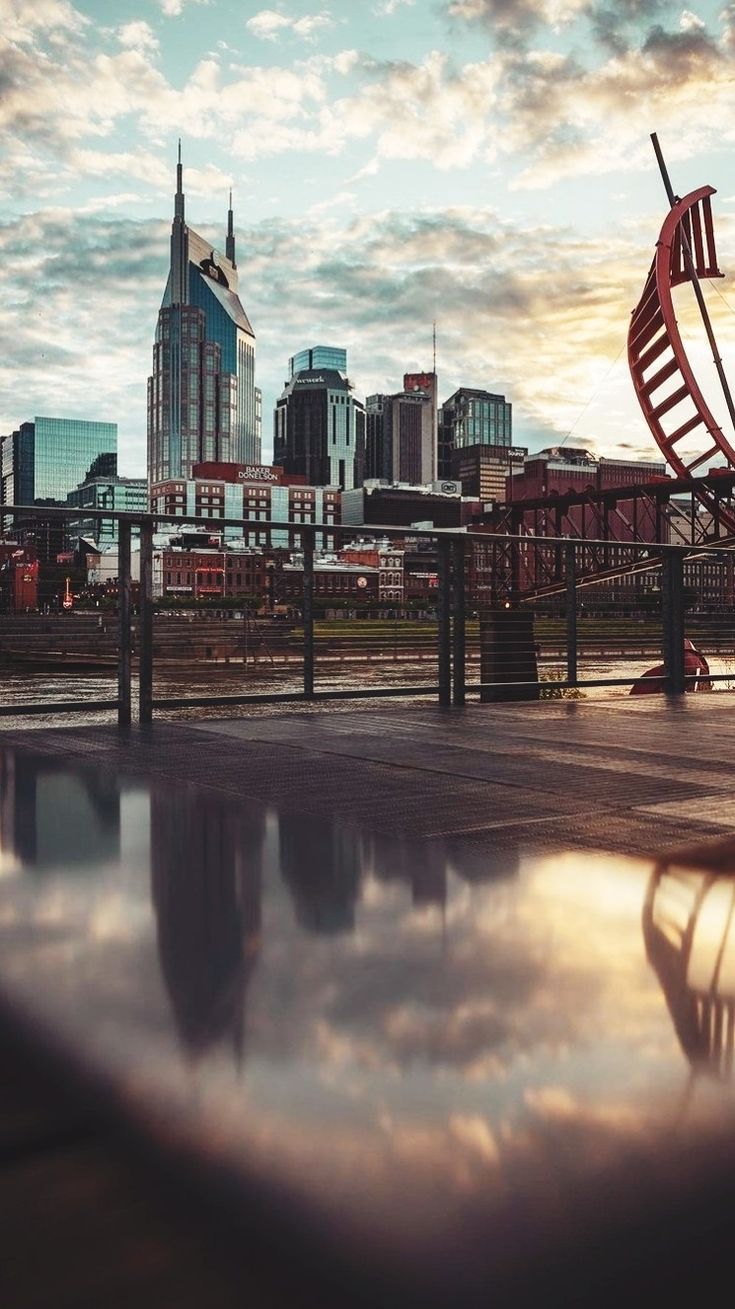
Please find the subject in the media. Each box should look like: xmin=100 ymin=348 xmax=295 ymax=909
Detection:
xmin=3 ymin=0 xmax=735 ymax=473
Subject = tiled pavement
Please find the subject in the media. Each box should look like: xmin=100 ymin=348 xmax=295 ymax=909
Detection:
xmin=3 ymin=694 xmax=735 ymax=855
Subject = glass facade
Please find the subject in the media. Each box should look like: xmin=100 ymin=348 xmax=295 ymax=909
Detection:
xmin=439 ymin=389 xmax=512 ymax=479
xmin=66 ymin=476 xmax=148 ymax=546
xmin=289 ymin=346 xmax=347 ymax=378
xmin=31 ymin=417 xmax=118 ymax=503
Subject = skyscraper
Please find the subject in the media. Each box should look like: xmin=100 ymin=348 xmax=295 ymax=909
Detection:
xmin=365 ymin=389 xmax=435 ymax=484
xmin=147 ymin=148 xmax=258 ymax=487
xmin=439 ymin=388 xmax=512 ymax=479
xmin=1 ymin=416 xmax=117 ymax=536
xmin=274 ymin=346 xmax=365 ymax=489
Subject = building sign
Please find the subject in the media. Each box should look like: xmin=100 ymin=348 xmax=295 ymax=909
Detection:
xmin=192 ymin=461 xmax=284 ymax=485
xmin=238 ymin=466 xmax=280 ymax=483
xmin=404 ymin=372 xmax=435 ymax=394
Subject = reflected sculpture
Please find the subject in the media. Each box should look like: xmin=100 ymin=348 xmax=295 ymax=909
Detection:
xmin=643 ymin=845 xmax=735 ymax=1079
xmin=151 ymin=785 xmax=263 ymax=1061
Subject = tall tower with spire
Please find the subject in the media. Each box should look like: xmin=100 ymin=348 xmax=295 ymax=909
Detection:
xmin=147 ymin=149 xmax=259 ymax=487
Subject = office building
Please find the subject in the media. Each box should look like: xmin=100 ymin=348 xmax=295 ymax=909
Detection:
xmin=451 ymin=442 xmax=527 ymax=503
xmin=1 ymin=417 xmax=117 ymax=512
xmin=66 ymin=461 xmax=148 ymax=546
xmin=365 ymin=389 xmax=435 ymax=484
xmin=341 ymin=480 xmax=464 ymax=529
xmin=1 ymin=417 xmax=118 ymax=550
xmin=274 ymin=349 xmax=365 ymax=489
xmin=507 ymin=447 xmax=666 ymax=500
xmin=150 ymin=461 xmax=341 ymax=550
xmin=147 ymin=149 xmax=258 ymax=486
xmin=439 ymin=388 xmax=512 ymax=479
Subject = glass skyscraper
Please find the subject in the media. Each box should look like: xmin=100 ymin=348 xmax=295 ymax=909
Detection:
xmin=438 ymin=388 xmax=512 ymax=479
xmin=1 ymin=417 xmax=117 ymax=511
xmin=147 ymin=148 xmax=259 ymax=486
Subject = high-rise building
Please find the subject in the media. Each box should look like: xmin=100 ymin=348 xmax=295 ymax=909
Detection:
xmin=365 ymin=390 xmax=435 ymax=484
xmin=274 ymin=349 xmax=365 ymax=489
xmin=147 ymin=149 xmax=258 ymax=487
xmin=1 ymin=417 xmax=117 ymax=535
xmin=451 ymin=442 xmax=527 ymax=504
xmin=439 ymin=387 xmax=512 ymax=479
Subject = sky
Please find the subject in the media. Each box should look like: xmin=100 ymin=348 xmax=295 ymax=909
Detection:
xmin=3 ymin=0 xmax=735 ymax=474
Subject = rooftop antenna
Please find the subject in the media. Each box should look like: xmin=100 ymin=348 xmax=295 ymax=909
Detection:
xmin=433 ymin=320 xmax=437 ymax=375
xmin=226 ymin=187 xmax=237 ymax=268
xmin=174 ymin=137 xmax=185 ymax=222
xmin=650 ymin=131 xmax=735 ymax=434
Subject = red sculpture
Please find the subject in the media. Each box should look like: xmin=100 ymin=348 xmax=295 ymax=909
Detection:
xmin=629 ymin=639 xmax=713 ymax=695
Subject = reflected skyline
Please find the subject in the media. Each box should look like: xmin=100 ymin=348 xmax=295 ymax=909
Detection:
xmin=0 ymin=750 xmax=120 ymax=871
xmin=151 ymin=785 xmax=263 ymax=1062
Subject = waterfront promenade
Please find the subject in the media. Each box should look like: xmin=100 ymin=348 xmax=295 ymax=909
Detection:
xmin=4 ymin=694 xmax=735 ymax=854
xmin=4 ymin=694 xmax=735 ymax=1308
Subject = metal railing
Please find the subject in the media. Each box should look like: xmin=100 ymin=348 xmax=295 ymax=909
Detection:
xmin=1 ymin=504 xmax=734 ymax=724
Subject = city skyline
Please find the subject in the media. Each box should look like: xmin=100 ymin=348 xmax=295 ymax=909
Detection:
xmin=3 ymin=0 xmax=735 ymax=476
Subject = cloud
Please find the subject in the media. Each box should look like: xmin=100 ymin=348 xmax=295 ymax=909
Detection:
xmin=157 ymin=0 xmax=210 ymax=15
xmin=2 ymin=0 xmax=88 ymax=45
xmin=116 ymin=21 xmax=160 ymax=54
xmin=447 ymin=0 xmax=589 ymax=48
xmin=245 ymin=8 xmax=334 ymax=41
xmin=374 ymin=0 xmax=416 ymax=13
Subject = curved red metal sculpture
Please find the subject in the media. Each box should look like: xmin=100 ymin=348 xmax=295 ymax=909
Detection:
xmin=628 ymin=186 xmax=735 ymax=477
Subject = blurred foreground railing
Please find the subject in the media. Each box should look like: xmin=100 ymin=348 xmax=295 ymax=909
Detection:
xmin=1 ymin=505 xmax=734 ymax=724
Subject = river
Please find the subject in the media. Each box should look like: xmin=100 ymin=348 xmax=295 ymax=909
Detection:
xmin=1 ymin=649 xmax=734 ymax=729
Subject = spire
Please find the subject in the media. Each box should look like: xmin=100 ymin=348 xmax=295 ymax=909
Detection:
xmin=175 ymin=138 xmax=185 ymax=222
xmin=226 ymin=188 xmax=236 ymax=268
xmin=170 ymin=139 xmax=188 ymax=305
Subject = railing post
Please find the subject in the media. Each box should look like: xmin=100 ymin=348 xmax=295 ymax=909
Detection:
xmin=138 ymin=518 xmax=154 ymax=724
xmin=662 ymin=549 xmax=685 ymax=694
xmin=437 ymin=537 xmax=451 ymax=706
xmin=565 ymin=541 xmax=578 ymax=688
xmin=452 ymin=536 xmax=466 ymax=707
xmin=303 ymin=527 xmax=315 ymax=699
xmin=118 ymin=519 xmax=132 ymax=727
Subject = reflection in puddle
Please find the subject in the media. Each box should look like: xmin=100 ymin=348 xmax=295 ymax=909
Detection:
xmin=4 ymin=744 xmax=735 ymax=1268
xmin=644 ymin=843 xmax=735 ymax=1081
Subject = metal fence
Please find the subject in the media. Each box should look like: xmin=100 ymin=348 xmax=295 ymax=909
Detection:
xmin=1 ymin=504 xmax=733 ymax=723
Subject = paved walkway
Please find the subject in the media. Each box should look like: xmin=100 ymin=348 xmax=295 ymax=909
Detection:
xmin=4 ymin=695 xmax=735 ymax=858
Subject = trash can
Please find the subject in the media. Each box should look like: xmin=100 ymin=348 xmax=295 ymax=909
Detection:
xmin=479 ymin=607 xmax=539 ymax=702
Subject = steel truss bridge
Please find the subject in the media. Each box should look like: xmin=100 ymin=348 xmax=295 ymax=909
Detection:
xmin=473 ymin=468 xmax=735 ymax=602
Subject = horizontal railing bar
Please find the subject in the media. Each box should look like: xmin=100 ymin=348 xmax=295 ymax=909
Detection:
xmin=152 ymin=684 xmax=439 ymax=709
xmin=0 ymin=699 xmax=120 ymax=716
xmin=5 ymin=503 xmax=735 ymax=556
